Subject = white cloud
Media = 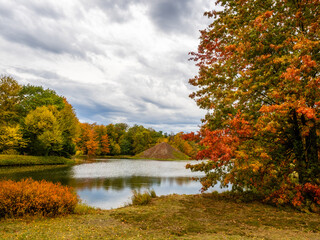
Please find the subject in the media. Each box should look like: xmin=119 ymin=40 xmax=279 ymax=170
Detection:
xmin=0 ymin=0 xmax=216 ymax=133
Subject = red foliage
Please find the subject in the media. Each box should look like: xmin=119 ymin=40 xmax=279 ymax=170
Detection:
xmin=86 ymin=129 xmax=98 ymax=156
xmin=196 ymin=112 xmax=252 ymax=162
xmin=181 ymin=132 xmax=201 ymax=142
xmin=266 ymin=182 xmax=320 ymax=211
xmin=303 ymin=183 xmax=320 ymax=205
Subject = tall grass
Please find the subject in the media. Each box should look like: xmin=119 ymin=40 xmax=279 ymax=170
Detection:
xmin=131 ymin=189 xmax=157 ymax=206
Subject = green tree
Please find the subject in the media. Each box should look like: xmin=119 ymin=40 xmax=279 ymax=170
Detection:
xmin=112 ymin=143 xmax=121 ymax=156
xmin=18 ymin=85 xmax=65 ymax=118
xmin=0 ymin=76 xmax=21 ymax=125
xmin=57 ymin=99 xmax=80 ymax=157
xmin=188 ymin=0 xmax=320 ymax=208
xmin=119 ymin=135 xmax=132 ymax=155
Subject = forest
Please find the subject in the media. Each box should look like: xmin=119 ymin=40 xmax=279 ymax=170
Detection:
xmin=0 ymin=76 xmax=197 ymax=158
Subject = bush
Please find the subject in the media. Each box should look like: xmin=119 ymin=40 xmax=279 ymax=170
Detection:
xmin=263 ymin=182 xmax=320 ymax=213
xmin=0 ymin=178 xmax=78 ymax=218
xmin=131 ymin=189 xmax=157 ymax=206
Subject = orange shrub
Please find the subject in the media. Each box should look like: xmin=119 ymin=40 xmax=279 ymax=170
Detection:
xmin=0 ymin=178 xmax=78 ymax=217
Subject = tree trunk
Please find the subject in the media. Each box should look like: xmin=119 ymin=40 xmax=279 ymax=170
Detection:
xmin=305 ymin=122 xmax=319 ymax=182
xmin=291 ymin=110 xmax=307 ymax=183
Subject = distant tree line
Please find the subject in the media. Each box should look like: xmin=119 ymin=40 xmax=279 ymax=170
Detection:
xmin=75 ymin=122 xmax=198 ymax=157
xmin=0 ymin=76 xmax=198 ymax=158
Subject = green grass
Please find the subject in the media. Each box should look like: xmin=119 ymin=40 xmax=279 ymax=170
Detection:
xmin=172 ymin=150 xmax=190 ymax=160
xmin=1 ymin=193 xmax=320 ymax=239
xmin=131 ymin=189 xmax=157 ymax=206
xmin=0 ymin=155 xmax=75 ymax=166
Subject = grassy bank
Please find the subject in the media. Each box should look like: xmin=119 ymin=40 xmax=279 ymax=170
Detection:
xmin=1 ymin=193 xmax=319 ymax=239
xmin=0 ymin=155 xmax=76 ymax=167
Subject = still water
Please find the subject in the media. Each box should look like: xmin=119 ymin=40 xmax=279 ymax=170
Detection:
xmin=0 ymin=159 xmax=227 ymax=209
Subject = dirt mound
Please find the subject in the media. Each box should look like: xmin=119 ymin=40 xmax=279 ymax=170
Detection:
xmin=137 ymin=142 xmax=189 ymax=160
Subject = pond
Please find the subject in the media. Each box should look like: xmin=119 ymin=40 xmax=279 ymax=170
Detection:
xmin=0 ymin=159 xmax=228 ymax=209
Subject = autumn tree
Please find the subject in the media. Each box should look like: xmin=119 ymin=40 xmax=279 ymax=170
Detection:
xmin=100 ymin=134 xmax=110 ymax=155
xmin=76 ymin=123 xmax=96 ymax=156
xmin=0 ymin=125 xmax=26 ymax=154
xmin=188 ymin=0 xmax=320 ymax=209
xmin=0 ymin=76 xmax=21 ymax=125
xmin=0 ymin=76 xmax=25 ymax=154
xmin=23 ymin=106 xmax=63 ymax=156
xmin=169 ymin=132 xmax=198 ymax=158
xmin=86 ymin=128 xmax=99 ymax=157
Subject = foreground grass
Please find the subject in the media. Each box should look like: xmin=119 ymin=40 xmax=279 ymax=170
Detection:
xmin=1 ymin=194 xmax=320 ymax=240
xmin=0 ymin=155 xmax=75 ymax=166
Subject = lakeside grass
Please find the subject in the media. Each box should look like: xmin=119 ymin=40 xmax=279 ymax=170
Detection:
xmin=1 ymin=193 xmax=320 ymax=239
xmin=0 ymin=155 xmax=75 ymax=167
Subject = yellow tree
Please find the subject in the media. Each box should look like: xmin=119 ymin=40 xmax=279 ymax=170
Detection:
xmin=0 ymin=125 xmax=26 ymax=154
xmin=23 ymin=106 xmax=63 ymax=155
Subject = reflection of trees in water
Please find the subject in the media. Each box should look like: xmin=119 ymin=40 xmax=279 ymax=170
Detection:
xmin=1 ymin=165 xmax=196 ymax=192
xmin=0 ymin=165 xmax=73 ymax=186
xmin=74 ymin=176 xmax=194 ymax=191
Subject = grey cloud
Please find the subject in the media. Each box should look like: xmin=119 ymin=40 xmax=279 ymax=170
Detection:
xmin=148 ymin=0 xmax=197 ymax=34
xmin=82 ymin=0 xmax=206 ymax=36
xmin=0 ymin=7 xmax=81 ymax=56
xmin=11 ymin=66 xmax=204 ymax=132
xmin=140 ymin=97 xmax=179 ymax=110
xmin=88 ymin=0 xmax=203 ymax=35
xmin=0 ymin=1 xmax=105 ymax=58
xmin=74 ymin=103 xmax=127 ymax=124
xmin=81 ymin=0 xmax=145 ymax=23
xmin=14 ymin=68 xmax=62 ymax=81
xmin=26 ymin=2 xmax=65 ymax=20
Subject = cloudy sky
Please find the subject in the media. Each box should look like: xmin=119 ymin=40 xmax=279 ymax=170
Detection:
xmin=0 ymin=0 xmax=216 ymax=133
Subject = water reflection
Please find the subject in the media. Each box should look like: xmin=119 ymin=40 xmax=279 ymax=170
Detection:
xmin=0 ymin=159 xmax=229 ymax=209
xmin=71 ymin=176 xmax=197 ymax=191
xmin=0 ymin=165 xmax=73 ymax=185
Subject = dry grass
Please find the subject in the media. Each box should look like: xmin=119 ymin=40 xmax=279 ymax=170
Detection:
xmin=1 ymin=193 xmax=320 ymax=239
